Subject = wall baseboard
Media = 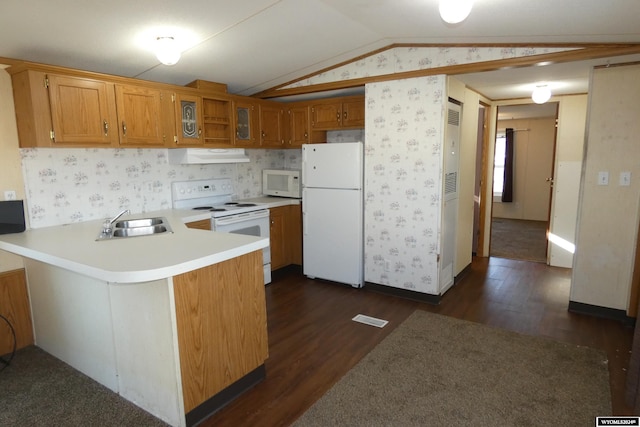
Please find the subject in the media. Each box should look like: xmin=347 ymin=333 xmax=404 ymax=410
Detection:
xmin=365 ymin=282 xmax=441 ymax=305
xmin=568 ymin=300 xmax=635 ymax=327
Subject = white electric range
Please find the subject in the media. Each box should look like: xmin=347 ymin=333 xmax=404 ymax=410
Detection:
xmin=171 ymin=178 xmax=271 ymax=284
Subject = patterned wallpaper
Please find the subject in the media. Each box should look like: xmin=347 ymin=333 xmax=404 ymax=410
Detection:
xmin=284 ymin=46 xmax=575 ymax=89
xmin=19 ymin=129 xmax=360 ymax=229
xmin=20 ymin=148 xmax=297 ymax=228
xmin=364 ymin=76 xmax=446 ymax=295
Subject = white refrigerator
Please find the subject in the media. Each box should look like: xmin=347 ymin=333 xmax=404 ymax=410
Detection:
xmin=302 ymin=142 xmax=364 ymax=288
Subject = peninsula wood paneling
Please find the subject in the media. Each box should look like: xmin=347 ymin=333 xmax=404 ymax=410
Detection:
xmin=173 ymin=251 xmax=268 ymax=412
xmin=0 ymin=269 xmax=34 ymax=355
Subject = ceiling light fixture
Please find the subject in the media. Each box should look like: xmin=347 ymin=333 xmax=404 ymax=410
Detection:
xmin=155 ymin=36 xmax=181 ymax=66
xmin=531 ymin=85 xmax=552 ymax=104
xmin=439 ymin=0 xmax=474 ymax=24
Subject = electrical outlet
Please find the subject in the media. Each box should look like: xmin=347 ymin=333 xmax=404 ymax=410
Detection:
xmin=384 ymin=259 xmax=390 ymax=272
xmin=597 ymin=171 xmax=609 ymax=186
xmin=4 ymin=190 xmax=16 ymax=200
xmin=619 ymin=171 xmax=631 ymax=186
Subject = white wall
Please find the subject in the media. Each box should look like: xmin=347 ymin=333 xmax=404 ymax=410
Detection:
xmin=571 ymin=64 xmax=640 ymax=312
xmin=364 ymin=75 xmax=446 ymax=295
xmin=0 ymin=68 xmax=25 ymax=272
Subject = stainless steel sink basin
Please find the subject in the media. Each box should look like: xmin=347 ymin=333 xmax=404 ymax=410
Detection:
xmin=115 ymin=218 xmax=164 ymax=228
xmin=96 ymin=216 xmax=173 ymax=240
xmin=113 ymin=225 xmax=169 ymax=237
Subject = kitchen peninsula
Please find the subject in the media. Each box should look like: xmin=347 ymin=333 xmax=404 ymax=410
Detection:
xmin=0 ymin=209 xmax=269 ymax=427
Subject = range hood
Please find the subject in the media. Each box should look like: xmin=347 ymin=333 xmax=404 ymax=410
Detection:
xmin=168 ymin=148 xmax=250 ymax=164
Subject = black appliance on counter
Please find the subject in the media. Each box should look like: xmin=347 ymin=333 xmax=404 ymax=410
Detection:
xmin=0 ymin=200 xmax=26 ymax=234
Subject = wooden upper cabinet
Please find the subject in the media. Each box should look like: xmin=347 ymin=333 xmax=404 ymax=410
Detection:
xmin=310 ymin=102 xmax=341 ymax=130
xmin=202 ymin=95 xmax=232 ymax=147
xmin=341 ymin=98 xmax=365 ymax=128
xmin=11 ymin=69 xmax=174 ymax=148
xmin=259 ymin=101 xmax=285 ymax=148
xmin=174 ymin=92 xmax=203 ymax=146
xmin=11 ymin=69 xmax=54 ymax=148
xmin=47 ymin=74 xmax=118 ymax=146
xmin=233 ymin=98 xmax=258 ymax=148
xmin=287 ymin=105 xmax=310 ymax=148
xmin=310 ymin=95 xmax=365 ymax=130
xmin=115 ymin=84 xmax=172 ymax=147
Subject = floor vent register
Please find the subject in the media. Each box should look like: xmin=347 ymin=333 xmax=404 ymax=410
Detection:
xmin=352 ymin=314 xmax=389 ymax=328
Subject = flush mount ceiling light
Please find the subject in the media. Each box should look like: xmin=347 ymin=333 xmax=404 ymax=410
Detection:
xmin=532 ymin=85 xmax=552 ymax=104
xmin=155 ymin=36 xmax=181 ymax=66
xmin=439 ymin=0 xmax=474 ymax=24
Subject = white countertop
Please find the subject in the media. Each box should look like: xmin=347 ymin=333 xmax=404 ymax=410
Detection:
xmin=242 ymin=196 xmax=301 ymax=207
xmin=0 ymin=209 xmax=268 ymax=284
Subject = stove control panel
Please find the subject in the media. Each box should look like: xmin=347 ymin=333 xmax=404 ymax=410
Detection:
xmin=171 ymin=179 xmax=234 ymax=201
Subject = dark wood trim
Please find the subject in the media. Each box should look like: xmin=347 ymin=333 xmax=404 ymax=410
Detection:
xmin=365 ymin=282 xmax=441 ymax=305
xmin=254 ymin=44 xmax=640 ymax=99
xmin=454 ymin=262 xmax=472 ymax=283
xmin=185 ymin=365 xmax=266 ymax=427
xmin=476 ymin=100 xmax=491 ymax=257
xmin=568 ymin=301 xmax=635 ymax=326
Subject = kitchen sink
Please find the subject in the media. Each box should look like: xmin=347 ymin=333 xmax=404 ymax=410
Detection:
xmin=96 ymin=217 xmax=173 ymax=240
xmin=115 ymin=218 xmax=164 ymax=228
xmin=112 ymin=225 xmax=169 ymax=237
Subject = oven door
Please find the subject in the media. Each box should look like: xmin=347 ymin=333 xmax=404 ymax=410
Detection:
xmin=212 ymin=209 xmax=271 ymax=285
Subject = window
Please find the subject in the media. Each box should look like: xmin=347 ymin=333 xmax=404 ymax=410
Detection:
xmin=493 ymin=135 xmax=506 ymax=198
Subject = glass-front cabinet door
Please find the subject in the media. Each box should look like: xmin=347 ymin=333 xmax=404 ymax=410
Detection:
xmin=174 ymin=92 xmax=203 ymax=145
xmin=233 ymin=98 xmax=258 ymax=147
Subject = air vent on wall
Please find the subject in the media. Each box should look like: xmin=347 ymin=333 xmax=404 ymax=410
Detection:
xmin=445 ymin=171 xmax=457 ymax=195
xmin=448 ymin=109 xmax=460 ymax=126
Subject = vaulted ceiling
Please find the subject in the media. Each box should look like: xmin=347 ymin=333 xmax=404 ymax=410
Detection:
xmin=1 ymin=0 xmax=639 ymax=100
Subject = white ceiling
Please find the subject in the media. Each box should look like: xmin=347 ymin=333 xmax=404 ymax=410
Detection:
xmin=1 ymin=0 xmax=639 ymax=100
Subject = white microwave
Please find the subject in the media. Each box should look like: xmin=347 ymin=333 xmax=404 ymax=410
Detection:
xmin=262 ymin=169 xmax=301 ymax=198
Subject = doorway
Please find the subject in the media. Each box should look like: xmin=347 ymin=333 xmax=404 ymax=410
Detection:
xmin=489 ymin=103 xmax=558 ymax=263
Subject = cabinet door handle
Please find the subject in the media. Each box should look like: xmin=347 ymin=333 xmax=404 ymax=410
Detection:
xmin=343 ymin=111 xmax=347 ymax=120
xmin=336 ymin=112 xmax=340 ymax=121
xmin=122 ymin=121 xmax=127 ymax=136
xmin=103 ymin=120 xmax=109 ymax=136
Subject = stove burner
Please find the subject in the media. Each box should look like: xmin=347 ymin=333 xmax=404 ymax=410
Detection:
xmin=224 ymin=202 xmax=238 ymax=205
xmin=210 ymin=208 xmax=226 ymax=212
xmin=193 ymin=206 xmax=213 ymax=210
xmin=236 ymin=203 xmax=257 ymax=207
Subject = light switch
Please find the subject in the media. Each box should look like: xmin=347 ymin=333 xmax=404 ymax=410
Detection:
xmin=597 ymin=171 xmax=609 ymax=186
xmin=620 ymin=171 xmax=631 ymax=186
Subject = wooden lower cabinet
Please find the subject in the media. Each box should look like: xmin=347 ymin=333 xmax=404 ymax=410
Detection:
xmin=172 ymin=250 xmax=268 ymax=414
xmin=185 ymin=219 xmax=211 ymax=230
xmin=0 ymin=269 xmax=34 ymax=355
xmin=270 ymin=204 xmax=302 ymax=271
xmin=289 ymin=204 xmax=302 ymax=265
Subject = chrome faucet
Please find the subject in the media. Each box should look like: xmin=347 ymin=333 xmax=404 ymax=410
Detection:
xmin=102 ymin=209 xmax=130 ymax=234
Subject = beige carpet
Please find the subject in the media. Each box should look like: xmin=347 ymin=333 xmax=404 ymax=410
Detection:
xmin=0 ymin=346 xmax=167 ymax=426
xmin=491 ymin=218 xmax=548 ymax=262
xmin=294 ymin=310 xmax=611 ymax=426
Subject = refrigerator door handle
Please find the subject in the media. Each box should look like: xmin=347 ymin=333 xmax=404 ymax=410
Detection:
xmin=303 ymin=211 xmax=308 ymax=236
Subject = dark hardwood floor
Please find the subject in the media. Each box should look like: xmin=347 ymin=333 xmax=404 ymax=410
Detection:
xmin=201 ymin=256 xmax=635 ymax=426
